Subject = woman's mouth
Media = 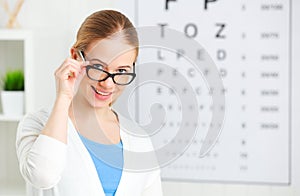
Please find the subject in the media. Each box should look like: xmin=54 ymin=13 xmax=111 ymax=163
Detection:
xmin=91 ymin=86 xmax=113 ymax=100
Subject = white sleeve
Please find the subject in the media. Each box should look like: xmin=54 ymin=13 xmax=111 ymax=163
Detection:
xmin=141 ymin=170 xmax=163 ymax=196
xmin=16 ymin=110 xmax=67 ymax=189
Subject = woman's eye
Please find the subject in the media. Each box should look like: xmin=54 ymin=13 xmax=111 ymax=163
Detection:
xmin=118 ymin=69 xmax=128 ymax=73
xmin=93 ymin=64 xmax=103 ymax=69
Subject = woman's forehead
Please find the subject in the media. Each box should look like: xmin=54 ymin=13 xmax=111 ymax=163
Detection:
xmin=85 ymin=38 xmax=137 ymax=65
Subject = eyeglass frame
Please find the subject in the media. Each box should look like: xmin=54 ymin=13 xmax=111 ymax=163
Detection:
xmin=79 ymin=48 xmax=136 ymax=86
xmin=85 ymin=63 xmax=136 ymax=85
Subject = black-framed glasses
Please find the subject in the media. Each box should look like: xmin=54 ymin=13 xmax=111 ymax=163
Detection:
xmin=85 ymin=63 xmax=136 ymax=85
xmin=78 ymin=50 xmax=136 ymax=85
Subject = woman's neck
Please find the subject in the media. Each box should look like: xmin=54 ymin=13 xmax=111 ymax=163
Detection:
xmin=68 ymin=94 xmax=121 ymax=144
xmin=69 ymin=94 xmax=112 ymax=121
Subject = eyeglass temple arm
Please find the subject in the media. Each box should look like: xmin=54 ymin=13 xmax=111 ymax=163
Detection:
xmin=79 ymin=50 xmax=86 ymax=62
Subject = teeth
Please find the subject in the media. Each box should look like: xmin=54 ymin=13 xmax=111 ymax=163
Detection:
xmin=94 ymin=88 xmax=111 ymax=96
xmin=91 ymin=86 xmax=112 ymax=96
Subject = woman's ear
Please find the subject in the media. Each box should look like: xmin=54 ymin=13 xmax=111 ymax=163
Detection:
xmin=70 ymin=48 xmax=78 ymax=60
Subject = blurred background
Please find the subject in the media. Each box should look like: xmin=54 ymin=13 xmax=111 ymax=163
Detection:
xmin=0 ymin=0 xmax=299 ymax=195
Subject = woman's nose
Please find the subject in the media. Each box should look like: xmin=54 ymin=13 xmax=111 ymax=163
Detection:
xmin=98 ymin=76 xmax=115 ymax=88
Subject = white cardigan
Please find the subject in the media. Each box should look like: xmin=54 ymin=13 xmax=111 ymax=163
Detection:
xmin=16 ymin=108 xmax=163 ymax=196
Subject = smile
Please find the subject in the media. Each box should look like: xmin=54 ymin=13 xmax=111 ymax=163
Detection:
xmin=91 ymin=86 xmax=112 ymax=96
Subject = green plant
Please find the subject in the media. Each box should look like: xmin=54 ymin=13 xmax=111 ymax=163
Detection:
xmin=2 ymin=70 xmax=24 ymax=91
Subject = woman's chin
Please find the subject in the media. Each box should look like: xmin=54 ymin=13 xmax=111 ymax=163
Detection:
xmin=89 ymin=100 xmax=110 ymax=109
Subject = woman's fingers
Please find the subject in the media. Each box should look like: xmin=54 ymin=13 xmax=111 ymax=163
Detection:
xmin=58 ymin=66 xmax=80 ymax=80
xmin=54 ymin=57 xmax=87 ymax=100
xmin=66 ymin=62 xmax=87 ymax=80
xmin=55 ymin=58 xmax=84 ymax=80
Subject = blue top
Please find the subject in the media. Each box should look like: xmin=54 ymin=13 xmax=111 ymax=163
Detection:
xmin=79 ymin=134 xmax=123 ymax=196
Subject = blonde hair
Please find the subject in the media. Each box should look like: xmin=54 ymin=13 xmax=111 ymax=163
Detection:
xmin=73 ymin=10 xmax=139 ymax=56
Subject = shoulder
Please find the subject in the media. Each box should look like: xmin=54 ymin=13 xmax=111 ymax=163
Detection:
xmin=118 ymin=114 xmax=154 ymax=151
xmin=21 ymin=107 xmax=50 ymax=124
xmin=118 ymin=114 xmax=161 ymax=172
xmin=17 ymin=107 xmax=51 ymax=134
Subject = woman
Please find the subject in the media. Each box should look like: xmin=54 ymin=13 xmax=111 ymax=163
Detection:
xmin=16 ymin=10 xmax=163 ymax=196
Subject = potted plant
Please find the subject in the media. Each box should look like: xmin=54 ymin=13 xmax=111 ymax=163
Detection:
xmin=1 ymin=69 xmax=25 ymax=116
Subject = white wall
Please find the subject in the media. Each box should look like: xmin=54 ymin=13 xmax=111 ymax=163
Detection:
xmin=1 ymin=0 xmax=126 ymax=109
xmin=1 ymin=0 xmax=299 ymax=195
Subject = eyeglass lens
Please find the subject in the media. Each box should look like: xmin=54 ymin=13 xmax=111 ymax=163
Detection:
xmin=86 ymin=65 xmax=135 ymax=85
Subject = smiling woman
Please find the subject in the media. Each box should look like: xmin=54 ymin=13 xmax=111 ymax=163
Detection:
xmin=16 ymin=10 xmax=163 ymax=196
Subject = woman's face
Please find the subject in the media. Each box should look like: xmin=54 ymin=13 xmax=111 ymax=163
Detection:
xmin=76 ymin=37 xmax=137 ymax=109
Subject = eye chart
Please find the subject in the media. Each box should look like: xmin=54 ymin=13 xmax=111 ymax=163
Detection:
xmin=115 ymin=0 xmax=291 ymax=184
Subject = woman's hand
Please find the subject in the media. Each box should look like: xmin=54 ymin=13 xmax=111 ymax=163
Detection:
xmin=54 ymin=58 xmax=86 ymax=102
xmin=41 ymin=57 xmax=87 ymax=144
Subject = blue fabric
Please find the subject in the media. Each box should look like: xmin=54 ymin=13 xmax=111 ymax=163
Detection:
xmin=79 ymin=134 xmax=123 ymax=196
